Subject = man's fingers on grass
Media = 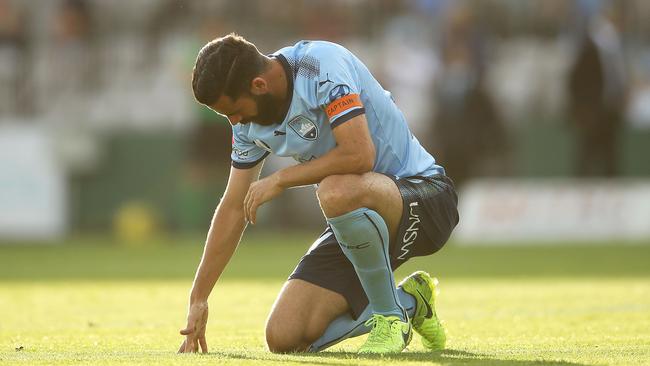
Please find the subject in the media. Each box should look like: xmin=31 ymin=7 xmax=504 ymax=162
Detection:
xmin=177 ymin=340 xmax=186 ymax=354
xmin=199 ymin=336 xmax=208 ymax=354
xmin=183 ymin=340 xmax=190 ymax=353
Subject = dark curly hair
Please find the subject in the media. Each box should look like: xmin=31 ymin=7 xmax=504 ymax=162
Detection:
xmin=191 ymin=33 xmax=268 ymax=106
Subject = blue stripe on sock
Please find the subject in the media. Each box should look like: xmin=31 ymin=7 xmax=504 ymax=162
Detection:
xmin=309 ymin=321 xmax=367 ymax=352
xmin=363 ymin=212 xmax=407 ymax=320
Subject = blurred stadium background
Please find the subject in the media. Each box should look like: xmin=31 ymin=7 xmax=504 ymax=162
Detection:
xmin=1 ymin=0 xmax=649 ymax=364
xmin=1 ymin=0 xmax=650 ymax=241
xmin=2 ymin=0 xmax=650 ymax=242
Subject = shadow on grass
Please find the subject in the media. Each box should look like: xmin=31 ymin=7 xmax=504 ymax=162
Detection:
xmin=209 ymin=349 xmax=590 ymax=366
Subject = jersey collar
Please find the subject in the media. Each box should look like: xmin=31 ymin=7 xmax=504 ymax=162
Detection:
xmin=273 ymin=53 xmax=294 ymax=124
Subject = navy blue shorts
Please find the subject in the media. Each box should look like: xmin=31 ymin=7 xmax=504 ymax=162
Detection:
xmin=288 ymin=174 xmax=459 ymax=319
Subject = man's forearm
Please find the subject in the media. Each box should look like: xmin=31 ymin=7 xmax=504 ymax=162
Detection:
xmin=189 ymin=201 xmax=247 ymax=303
xmin=276 ymin=145 xmax=373 ymax=189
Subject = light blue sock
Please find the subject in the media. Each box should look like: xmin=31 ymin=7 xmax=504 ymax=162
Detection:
xmin=308 ymin=288 xmax=416 ymax=352
xmin=327 ymin=207 xmax=406 ymax=320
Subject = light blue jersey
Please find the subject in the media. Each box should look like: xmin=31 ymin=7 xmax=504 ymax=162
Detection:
xmin=231 ymin=40 xmax=444 ymax=178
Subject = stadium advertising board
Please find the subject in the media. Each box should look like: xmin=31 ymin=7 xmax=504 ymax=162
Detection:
xmin=455 ymin=179 xmax=650 ymax=244
xmin=0 ymin=125 xmax=66 ymax=241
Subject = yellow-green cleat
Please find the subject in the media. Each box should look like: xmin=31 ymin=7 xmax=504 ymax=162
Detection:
xmin=358 ymin=314 xmax=412 ymax=354
xmin=398 ymin=271 xmax=447 ymax=350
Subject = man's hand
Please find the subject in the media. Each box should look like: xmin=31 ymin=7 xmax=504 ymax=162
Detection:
xmin=244 ymin=173 xmax=284 ymax=224
xmin=178 ymin=301 xmax=209 ymax=353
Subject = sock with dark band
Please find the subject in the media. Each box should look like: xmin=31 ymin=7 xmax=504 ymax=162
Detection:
xmin=307 ymin=288 xmax=416 ymax=352
xmin=327 ymin=207 xmax=406 ymax=320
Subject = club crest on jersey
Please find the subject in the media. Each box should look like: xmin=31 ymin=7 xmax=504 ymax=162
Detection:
xmin=254 ymin=139 xmax=272 ymax=152
xmin=288 ymin=116 xmax=318 ymax=141
xmin=328 ymin=84 xmax=351 ymax=103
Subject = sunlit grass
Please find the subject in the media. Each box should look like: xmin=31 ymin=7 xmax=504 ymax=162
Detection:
xmin=1 ymin=235 xmax=649 ymax=365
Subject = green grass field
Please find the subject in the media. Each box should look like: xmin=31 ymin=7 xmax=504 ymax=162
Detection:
xmin=1 ymin=233 xmax=649 ymax=365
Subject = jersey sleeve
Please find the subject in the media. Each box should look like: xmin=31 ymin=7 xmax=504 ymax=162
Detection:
xmin=315 ymin=50 xmax=365 ymax=129
xmin=230 ymin=126 xmax=270 ymax=169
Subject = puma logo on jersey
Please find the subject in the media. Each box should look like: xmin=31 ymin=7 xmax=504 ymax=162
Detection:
xmin=318 ymin=73 xmax=333 ymax=87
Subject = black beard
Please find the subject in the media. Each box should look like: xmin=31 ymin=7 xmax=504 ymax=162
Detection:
xmin=248 ymin=93 xmax=285 ymax=125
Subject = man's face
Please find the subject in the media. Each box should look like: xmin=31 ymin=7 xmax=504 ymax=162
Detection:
xmin=210 ymin=92 xmax=284 ymax=126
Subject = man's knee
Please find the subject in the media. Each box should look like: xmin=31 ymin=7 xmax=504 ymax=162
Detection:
xmin=265 ymin=320 xmax=304 ymax=353
xmin=265 ymin=314 xmax=321 ymax=353
xmin=317 ymin=174 xmax=370 ymax=217
xmin=265 ymin=279 xmax=350 ymax=353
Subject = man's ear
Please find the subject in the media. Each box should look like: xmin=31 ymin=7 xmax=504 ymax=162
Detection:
xmin=250 ymin=77 xmax=268 ymax=95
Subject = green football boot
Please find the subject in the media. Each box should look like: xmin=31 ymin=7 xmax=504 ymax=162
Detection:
xmin=398 ymin=271 xmax=447 ymax=350
xmin=358 ymin=314 xmax=412 ymax=354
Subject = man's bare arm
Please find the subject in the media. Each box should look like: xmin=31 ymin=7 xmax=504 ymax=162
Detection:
xmin=191 ymin=162 xmax=264 ymax=301
xmin=243 ymin=114 xmax=374 ymax=223
xmin=277 ymin=114 xmax=375 ymax=188
xmin=179 ymin=162 xmax=264 ymax=353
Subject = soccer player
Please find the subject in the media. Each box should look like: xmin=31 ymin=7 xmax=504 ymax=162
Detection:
xmin=178 ymin=34 xmax=459 ymax=354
